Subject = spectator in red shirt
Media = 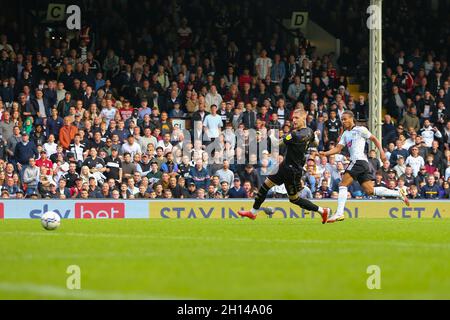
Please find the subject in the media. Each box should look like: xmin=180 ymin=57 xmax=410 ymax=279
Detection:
xmin=35 ymin=150 xmax=53 ymax=175
xmin=424 ymin=154 xmax=438 ymax=175
xmin=238 ymin=68 xmax=252 ymax=90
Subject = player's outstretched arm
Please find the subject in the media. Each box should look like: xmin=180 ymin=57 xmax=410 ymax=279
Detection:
xmin=369 ymin=135 xmax=387 ymax=163
xmin=319 ymin=144 xmax=343 ymax=157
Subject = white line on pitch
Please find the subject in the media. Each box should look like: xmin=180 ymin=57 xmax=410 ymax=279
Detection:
xmin=0 ymin=282 xmax=190 ymax=300
xmin=0 ymin=231 xmax=449 ymax=250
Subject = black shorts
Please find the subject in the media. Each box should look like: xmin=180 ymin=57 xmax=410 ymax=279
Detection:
xmin=268 ymin=164 xmax=303 ymax=196
xmin=345 ymin=160 xmax=374 ymax=184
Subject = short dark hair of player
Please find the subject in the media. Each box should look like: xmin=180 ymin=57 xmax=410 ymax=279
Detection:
xmin=342 ymin=110 xmax=355 ymax=118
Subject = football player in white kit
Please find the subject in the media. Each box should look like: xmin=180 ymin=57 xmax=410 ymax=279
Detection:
xmin=320 ymin=111 xmax=410 ymax=223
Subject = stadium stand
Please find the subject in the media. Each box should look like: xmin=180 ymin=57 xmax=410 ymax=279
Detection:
xmin=0 ymin=0 xmax=448 ymax=200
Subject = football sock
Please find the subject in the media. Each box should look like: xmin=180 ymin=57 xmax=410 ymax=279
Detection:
xmin=290 ymin=196 xmax=320 ymax=212
xmin=335 ymin=186 xmax=348 ymax=216
xmin=252 ymin=181 xmax=272 ymax=211
xmin=373 ymin=187 xmax=400 ymax=198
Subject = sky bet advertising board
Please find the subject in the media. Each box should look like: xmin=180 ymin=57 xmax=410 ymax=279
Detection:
xmin=1 ymin=200 xmax=446 ymax=220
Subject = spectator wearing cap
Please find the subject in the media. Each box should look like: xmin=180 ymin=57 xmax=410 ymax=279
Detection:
xmin=185 ymin=181 xmax=197 ymax=198
xmin=59 ymin=117 xmax=78 ymax=150
xmin=228 ymin=178 xmax=247 ymax=198
xmin=46 ymin=180 xmax=59 ymax=199
xmin=385 ymin=169 xmax=398 ymax=185
xmin=15 ymin=189 xmax=25 ymax=199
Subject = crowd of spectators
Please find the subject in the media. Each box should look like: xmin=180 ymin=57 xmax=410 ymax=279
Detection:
xmin=0 ymin=0 xmax=448 ymax=200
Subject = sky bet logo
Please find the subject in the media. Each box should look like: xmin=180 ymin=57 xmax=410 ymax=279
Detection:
xmin=29 ymin=204 xmax=71 ymax=219
xmin=0 ymin=203 xmax=4 ymax=219
xmin=75 ymin=203 xmax=125 ymax=219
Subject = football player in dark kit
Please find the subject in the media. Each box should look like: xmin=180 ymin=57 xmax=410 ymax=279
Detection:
xmin=239 ymin=109 xmax=331 ymax=223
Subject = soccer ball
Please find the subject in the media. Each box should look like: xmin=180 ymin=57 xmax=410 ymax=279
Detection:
xmin=41 ymin=211 xmax=61 ymax=231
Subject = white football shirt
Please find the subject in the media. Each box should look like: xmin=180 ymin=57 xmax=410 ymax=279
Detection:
xmin=338 ymin=126 xmax=372 ymax=162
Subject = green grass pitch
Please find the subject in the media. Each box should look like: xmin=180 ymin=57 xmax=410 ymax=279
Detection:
xmin=1 ymin=218 xmax=449 ymax=299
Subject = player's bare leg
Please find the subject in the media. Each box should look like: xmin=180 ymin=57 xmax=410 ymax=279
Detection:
xmin=328 ymin=173 xmax=354 ymax=223
xmin=362 ymin=181 xmax=410 ymax=207
xmin=238 ymin=179 xmax=276 ymax=220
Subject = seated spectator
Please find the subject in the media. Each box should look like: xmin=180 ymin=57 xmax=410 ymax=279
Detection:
xmin=421 ymin=176 xmax=442 ymax=199
xmin=228 ymin=178 xmax=247 ymax=198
